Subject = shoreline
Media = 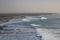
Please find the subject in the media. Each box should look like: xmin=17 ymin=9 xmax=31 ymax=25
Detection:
xmin=0 ymin=16 xmax=25 ymax=22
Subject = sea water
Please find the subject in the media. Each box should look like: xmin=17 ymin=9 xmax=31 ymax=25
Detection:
xmin=0 ymin=13 xmax=60 ymax=40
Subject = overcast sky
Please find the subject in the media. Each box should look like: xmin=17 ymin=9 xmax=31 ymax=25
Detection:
xmin=0 ymin=0 xmax=60 ymax=13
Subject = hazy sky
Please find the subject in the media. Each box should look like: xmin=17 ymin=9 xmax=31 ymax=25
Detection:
xmin=0 ymin=0 xmax=60 ymax=13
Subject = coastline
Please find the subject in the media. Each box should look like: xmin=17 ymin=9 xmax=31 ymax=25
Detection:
xmin=0 ymin=16 xmax=25 ymax=22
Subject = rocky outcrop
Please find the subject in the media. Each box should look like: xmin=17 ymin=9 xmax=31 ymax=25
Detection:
xmin=0 ymin=16 xmax=25 ymax=22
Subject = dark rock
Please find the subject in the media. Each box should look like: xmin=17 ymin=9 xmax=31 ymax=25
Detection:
xmin=0 ymin=27 xmax=3 ymax=30
xmin=36 ymin=35 xmax=42 ymax=38
xmin=0 ymin=25 xmax=7 ymax=30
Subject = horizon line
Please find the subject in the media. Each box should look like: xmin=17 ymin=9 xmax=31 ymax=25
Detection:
xmin=0 ymin=13 xmax=57 ymax=16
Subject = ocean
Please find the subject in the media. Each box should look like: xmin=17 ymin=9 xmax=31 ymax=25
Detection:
xmin=0 ymin=13 xmax=60 ymax=40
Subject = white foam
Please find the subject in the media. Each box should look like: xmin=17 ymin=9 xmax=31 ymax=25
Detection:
xmin=22 ymin=19 xmax=30 ymax=22
xmin=30 ymin=24 xmax=41 ymax=27
xmin=26 ymin=16 xmax=47 ymax=20
xmin=40 ymin=17 xmax=47 ymax=20
xmin=36 ymin=28 xmax=59 ymax=40
xmin=21 ymin=16 xmax=40 ymax=22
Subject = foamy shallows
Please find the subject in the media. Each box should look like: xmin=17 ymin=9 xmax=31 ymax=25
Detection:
xmin=36 ymin=28 xmax=60 ymax=40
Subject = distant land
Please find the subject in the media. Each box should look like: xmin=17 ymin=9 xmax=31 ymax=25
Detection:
xmin=0 ymin=13 xmax=57 ymax=16
xmin=0 ymin=13 xmax=57 ymax=22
